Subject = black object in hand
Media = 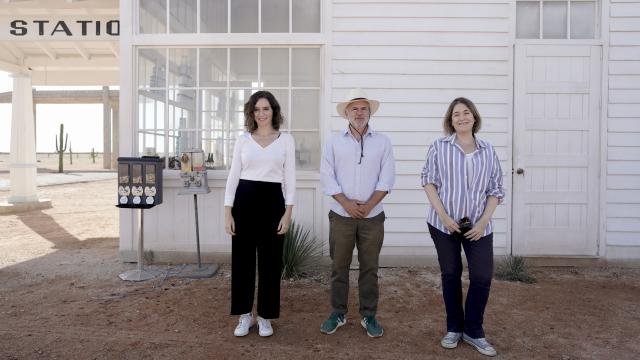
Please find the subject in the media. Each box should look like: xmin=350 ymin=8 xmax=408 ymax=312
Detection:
xmin=458 ymin=217 xmax=472 ymax=235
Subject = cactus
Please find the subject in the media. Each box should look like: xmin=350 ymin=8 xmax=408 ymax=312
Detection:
xmin=69 ymin=143 xmax=73 ymax=165
xmin=90 ymin=148 xmax=97 ymax=164
xmin=55 ymin=123 xmax=68 ymax=173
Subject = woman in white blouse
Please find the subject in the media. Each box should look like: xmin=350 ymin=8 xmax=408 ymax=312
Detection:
xmin=224 ymin=91 xmax=296 ymax=338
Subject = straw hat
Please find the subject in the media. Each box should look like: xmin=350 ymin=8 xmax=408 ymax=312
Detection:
xmin=336 ymin=88 xmax=380 ymax=119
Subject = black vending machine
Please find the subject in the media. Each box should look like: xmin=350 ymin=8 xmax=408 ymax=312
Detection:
xmin=116 ymin=156 xmax=164 ymax=281
xmin=117 ymin=157 xmax=164 ymax=208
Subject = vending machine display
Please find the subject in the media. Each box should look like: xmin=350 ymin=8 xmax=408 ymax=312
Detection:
xmin=117 ymin=157 xmax=164 ymax=208
xmin=178 ymin=149 xmax=210 ymax=195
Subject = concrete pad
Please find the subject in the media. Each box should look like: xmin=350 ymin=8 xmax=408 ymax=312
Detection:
xmin=0 ymin=199 xmax=52 ymax=215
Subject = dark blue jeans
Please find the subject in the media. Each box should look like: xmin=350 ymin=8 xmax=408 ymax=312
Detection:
xmin=428 ymin=224 xmax=493 ymax=339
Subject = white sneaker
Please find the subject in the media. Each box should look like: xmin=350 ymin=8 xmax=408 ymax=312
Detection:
xmin=441 ymin=332 xmax=463 ymax=349
xmin=233 ymin=313 xmax=254 ymax=337
xmin=257 ymin=316 xmax=273 ymax=337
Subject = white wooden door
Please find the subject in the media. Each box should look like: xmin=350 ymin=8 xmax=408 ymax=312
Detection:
xmin=513 ymin=44 xmax=601 ymax=256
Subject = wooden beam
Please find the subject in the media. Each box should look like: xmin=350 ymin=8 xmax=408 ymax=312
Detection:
xmin=0 ymin=43 xmax=18 ymax=63
xmin=3 ymin=42 xmax=25 ymax=62
xmin=0 ymin=59 xmax=29 ymax=74
xmin=72 ymin=42 xmax=90 ymax=60
xmin=35 ymin=42 xmax=57 ymax=60
xmin=107 ymin=41 xmax=119 ymax=59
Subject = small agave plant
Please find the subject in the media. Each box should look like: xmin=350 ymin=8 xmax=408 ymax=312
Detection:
xmin=281 ymin=221 xmax=323 ymax=279
xmin=495 ymin=255 xmax=536 ymax=284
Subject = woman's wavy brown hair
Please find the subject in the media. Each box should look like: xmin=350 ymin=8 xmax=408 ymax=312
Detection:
xmin=244 ymin=91 xmax=284 ymax=133
xmin=443 ymin=97 xmax=482 ymax=135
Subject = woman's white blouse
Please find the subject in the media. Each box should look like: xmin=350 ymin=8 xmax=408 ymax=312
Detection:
xmin=224 ymin=132 xmax=296 ymax=207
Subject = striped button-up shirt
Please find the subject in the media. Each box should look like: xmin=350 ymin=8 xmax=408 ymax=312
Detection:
xmin=421 ymin=133 xmax=505 ymax=236
xmin=321 ymin=127 xmax=395 ymax=218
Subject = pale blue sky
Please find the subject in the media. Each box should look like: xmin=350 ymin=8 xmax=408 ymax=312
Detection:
xmin=0 ymin=71 xmax=105 ymax=153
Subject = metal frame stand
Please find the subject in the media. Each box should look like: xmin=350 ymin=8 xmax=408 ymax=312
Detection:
xmin=176 ymin=194 xmax=218 ymax=278
xmin=119 ymin=208 xmax=162 ymax=281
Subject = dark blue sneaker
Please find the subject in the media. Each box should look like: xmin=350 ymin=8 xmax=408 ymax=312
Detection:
xmin=320 ymin=312 xmax=346 ymax=334
xmin=360 ymin=316 xmax=383 ymax=338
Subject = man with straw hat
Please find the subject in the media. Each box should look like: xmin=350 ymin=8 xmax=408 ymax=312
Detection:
xmin=319 ymin=88 xmax=395 ymax=338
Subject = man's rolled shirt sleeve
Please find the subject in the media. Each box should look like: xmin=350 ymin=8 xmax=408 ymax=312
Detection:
xmin=375 ymin=137 xmax=395 ymax=193
xmin=320 ymin=136 xmax=343 ymax=196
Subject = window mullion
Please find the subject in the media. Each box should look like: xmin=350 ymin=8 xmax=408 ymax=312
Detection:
xmin=539 ymin=0 xmax=543 ymax=39
xmin=288 ymin=47 xmax=292 ymax=132
xmin=567 ymin=0 xmax=571 ymax=39
xmin=258 ymin=0 xmax=262 ymax=34
xmin=166 ymin=0 xmax=171 ymax=34
xmin=196 ymin=0 xmax=201 ymax=33
xmin=225 ymin=47 xmax=231 ymax=168
xmin=289 ymin=0 xmax=292 ymax=33
xmin=164 ymin=48 xmax=169 ymax=162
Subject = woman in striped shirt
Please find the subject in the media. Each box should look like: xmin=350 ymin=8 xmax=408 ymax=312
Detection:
xmin=421 ymin=97 xmax=504 ymax=357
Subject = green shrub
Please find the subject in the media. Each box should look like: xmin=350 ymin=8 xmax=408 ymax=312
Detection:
xmin=495 ymin=255 xmax=536 ymax=284
xmin=282 ymin=221 xmax=323 ymax=279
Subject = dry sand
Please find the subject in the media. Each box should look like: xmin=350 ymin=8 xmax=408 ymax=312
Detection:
xmin=1 ymin=166 xmax=639 ymax=359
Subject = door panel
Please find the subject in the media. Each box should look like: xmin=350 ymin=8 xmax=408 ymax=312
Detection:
xmin=513 ymin=44 xmax=600 ymax=256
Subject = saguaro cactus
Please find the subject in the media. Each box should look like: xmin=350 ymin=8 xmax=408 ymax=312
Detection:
xmin=69 ymin=143 xmax=73 ymax=165
xmin=55 ymin=123 xmax=68 ymax=173
xmin=90 ymin=148 xmax=97 ymax=164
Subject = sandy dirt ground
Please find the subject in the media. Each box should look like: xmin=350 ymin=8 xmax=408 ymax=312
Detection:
xmin=0 ymin=153 xmax=109 ymax=178
xmin=1 ymin=176 xmax=640 ymax=359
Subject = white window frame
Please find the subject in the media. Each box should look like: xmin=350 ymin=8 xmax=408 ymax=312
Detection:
xmin=515 ymin=0 xmax=601 ymax=42
xmin=132 ymin=0 xmax=327 ymax=176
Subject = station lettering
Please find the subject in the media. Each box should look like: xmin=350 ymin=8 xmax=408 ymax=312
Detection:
xmin=9 ymin=19 xmax=119 ymax=36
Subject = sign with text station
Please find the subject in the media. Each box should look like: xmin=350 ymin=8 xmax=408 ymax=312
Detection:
xmin=1 ymin=16 xmax=119 ymax=40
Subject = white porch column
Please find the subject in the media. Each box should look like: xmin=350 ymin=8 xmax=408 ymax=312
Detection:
xmin=102 ymin=86 xmax=112 ymax=169
xmin=8 ymin=73 xmax=37 ymax=204
xmin=111 ymin=102 xmax=119 ymax=169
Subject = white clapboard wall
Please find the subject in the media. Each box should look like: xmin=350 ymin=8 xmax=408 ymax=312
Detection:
xmin=329 ymin=0 xmax=513 ymax=256
xmin=605 ymin=0 xmax=640 ymax=258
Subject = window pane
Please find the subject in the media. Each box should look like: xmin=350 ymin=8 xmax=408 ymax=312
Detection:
xmin=292 ymin=48 xmax=320 ymax=87
xmin=200 ymin=48 xmax=228 ymax=87
xmin=140 ymin=0 xmax=167 ymax=34
xmin=571 ymin=1 xmax=595 ymax=39
xmin=291 ymin=131 xmax=320 ymax=170
xmin=231 ymin=0 xmax=258 ymax=33
xmin=169 ymin=89 xmax=197 ymax=132
xmin=543 ymin=1 xmax=567 ymax=39
xmin=516 ymin=1 xmax=540 ymax=39
xmin=291 ymin=90 xmax=319 ymax=130
xmin=263 ymin=89 xmax=289 ymax=128
xmin=201 ymin=137 xmax=225 ymax=169
xmin=261 ymin=48 xmax=289 ymax=87
xmin=138 ymin=130 xmax=165 ymax=156
xmin=170 ymin=0 xmax=197 ymax=33
xmin=230 ymin=49 xmax=258 ymax=87
xmin=200 ymin=89 xmax=227 ymax=130
xmin=229 ymin=89 xmax=254 ymax=130
xmin=262 ymin=0 xmax=289 ymax=33
xmin=200 ymin=0 xmax=228 ymax=33
xmin=169 ymin=48 xmax=197 ymax=88
xmin=292 ymin=0 xmax=320 ymax=33
xmin=138 ymin=48 xmax=166 ymax=88
xmin=139 ymin=90 xmax=166 ymax=130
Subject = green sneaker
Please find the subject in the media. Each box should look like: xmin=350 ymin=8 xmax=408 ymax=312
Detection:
xmin=320 ymin=312 xmax=346 ymax=334
xmin=360 ymin=316 xmax=383 ymax=338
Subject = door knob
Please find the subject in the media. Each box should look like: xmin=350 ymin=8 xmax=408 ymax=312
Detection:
xmin=516 ymin=168 xmax=524 ymax=175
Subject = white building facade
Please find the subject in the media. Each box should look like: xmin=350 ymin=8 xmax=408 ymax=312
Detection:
xmin=116 ymin=0 xmax=640 ymax=263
